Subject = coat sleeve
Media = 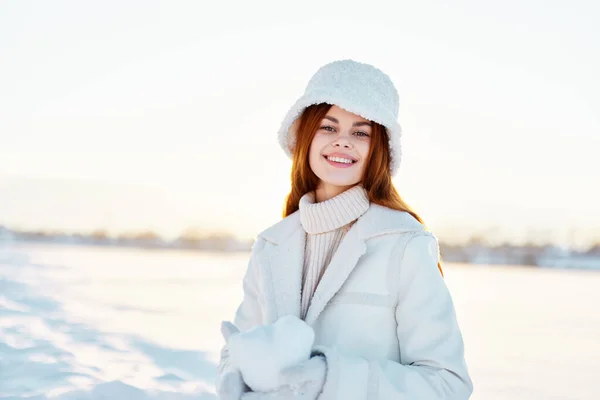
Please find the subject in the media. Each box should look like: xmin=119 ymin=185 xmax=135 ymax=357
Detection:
xmin=215 ymin=238 xmax=265 ymax=392
xmin=312 ymin=233 xmax=474 ymax=399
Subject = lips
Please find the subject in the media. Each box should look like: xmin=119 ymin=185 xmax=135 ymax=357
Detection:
xmin=323 ymin=153 xmax=358 ymax=162
xmin=323 ymin=155 xmax=356 ymax=168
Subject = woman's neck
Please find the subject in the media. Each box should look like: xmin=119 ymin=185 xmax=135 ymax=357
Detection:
xmin=314 ymin=182 xmax=361 ymax=202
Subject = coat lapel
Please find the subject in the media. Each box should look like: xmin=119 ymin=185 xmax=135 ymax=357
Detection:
xmin=256 ymin=211 xmax=304 ymax=323
xmin=303 ymin=222 xmax=367 ymax=326
xmin=255 ymin=203 xmax=426 ymax=326
xmin=269 ymin=226 xmax=305 ymax=321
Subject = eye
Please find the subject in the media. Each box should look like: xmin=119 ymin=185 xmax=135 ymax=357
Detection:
xmin=320 ymin=125 xmax=336 ymax=132
xmin=354 ymin=131 xmax=370 ymax=138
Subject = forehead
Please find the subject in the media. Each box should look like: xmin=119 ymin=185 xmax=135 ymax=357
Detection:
xmin=326 ymin=105 xmax=370 ymax=123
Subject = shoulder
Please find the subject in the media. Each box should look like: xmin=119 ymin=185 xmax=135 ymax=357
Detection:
xmin=254 ymin=209 xmax=301 ymax=246
xmin=363 ymin=205 xmax=441 ymax=271
xmin=400 ymin=233 xmax=440 ymax=264
xmin=360 ymin=203 xmax=427 ymax=240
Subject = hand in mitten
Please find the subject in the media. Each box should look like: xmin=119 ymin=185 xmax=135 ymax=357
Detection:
xmin=219 ymin=369 xmax=249 ymax=400
xmin=218 ymin=321 xmax=251 ymax=400
xmin=227 ymin=315 xmax=315 ymax=392
xmin=240 ymin=355 xmax=327 ymax=400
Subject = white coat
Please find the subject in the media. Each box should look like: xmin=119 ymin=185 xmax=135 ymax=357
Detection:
xmin=216 ymin=203 xmax=474 ymax=399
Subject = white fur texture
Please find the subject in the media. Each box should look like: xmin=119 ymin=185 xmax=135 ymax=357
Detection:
xmin=277 ymin=59 xmax=403 ymax=176
xmin=227 ymin=315 xmax=316 ymax=392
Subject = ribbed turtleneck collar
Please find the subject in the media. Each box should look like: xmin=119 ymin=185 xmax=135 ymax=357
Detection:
xmin=299 ymin=184 xmax=370 ymax=234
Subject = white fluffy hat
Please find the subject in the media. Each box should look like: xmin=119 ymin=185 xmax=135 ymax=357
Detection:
xmin=277 ymin=59 xmax=403 ymax=176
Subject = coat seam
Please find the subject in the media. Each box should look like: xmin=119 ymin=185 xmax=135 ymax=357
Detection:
xmin=328 ymin=292 xmax=396 ymax=308
xmin=392 ymin=232 xmax=435 ymax=305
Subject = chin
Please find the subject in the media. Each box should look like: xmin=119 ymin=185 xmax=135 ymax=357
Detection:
xmin=319 ymin=176 xmax=361 ymax=188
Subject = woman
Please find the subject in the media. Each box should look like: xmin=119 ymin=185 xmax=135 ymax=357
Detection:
xmin=215 ymin=59 xmax=473 ymax=399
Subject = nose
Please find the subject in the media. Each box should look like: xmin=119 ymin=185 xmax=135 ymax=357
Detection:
xmin=332 ymin=132 xmax=353 ymax=149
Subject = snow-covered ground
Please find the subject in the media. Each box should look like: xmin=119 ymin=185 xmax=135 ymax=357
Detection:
xmin=0 ymin=243 xmax=250 ymax=399
xmin=1 ymin=242 xmax=600 ymax=399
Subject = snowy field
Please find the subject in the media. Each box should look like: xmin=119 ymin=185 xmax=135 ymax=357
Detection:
xmin=1 ymin=242 xmax=599 ymax=400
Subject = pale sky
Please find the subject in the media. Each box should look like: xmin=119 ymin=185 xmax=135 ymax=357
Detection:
xmin=1 ymin=0 xmax=599 ymax=247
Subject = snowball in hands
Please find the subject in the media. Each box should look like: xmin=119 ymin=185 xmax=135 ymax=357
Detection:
xmin=226 ymin=315 xmax=315 ymax=392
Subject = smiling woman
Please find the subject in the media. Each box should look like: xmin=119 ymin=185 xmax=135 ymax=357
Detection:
xmin=216 ymin=59 xmax=473 ymax=400
xmin=307 ymin=105 xmax=373 ymax=199
xmin=284 ymin=102 xmax=444 ymax=274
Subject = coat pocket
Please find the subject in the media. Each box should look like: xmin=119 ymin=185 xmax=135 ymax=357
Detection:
xmin=315 ymin=292 xmax=399 ymax=360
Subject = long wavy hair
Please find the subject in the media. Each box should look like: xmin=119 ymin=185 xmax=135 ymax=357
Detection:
xmin=283 ymin=103 xmax=444 ymax=277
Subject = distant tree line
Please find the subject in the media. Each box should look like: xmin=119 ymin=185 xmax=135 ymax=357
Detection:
xmin=0 ymin=225 xmax=253 ymax=252
xmin=1 ymin=224 xmax=599 ymax=268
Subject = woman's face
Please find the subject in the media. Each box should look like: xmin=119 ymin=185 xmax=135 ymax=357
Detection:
xmin=308 ymin=105 xmax=372 ymax=200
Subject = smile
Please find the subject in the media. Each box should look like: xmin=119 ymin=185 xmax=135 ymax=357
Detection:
xmin=323 ymin=155 xmax=357 ymax=168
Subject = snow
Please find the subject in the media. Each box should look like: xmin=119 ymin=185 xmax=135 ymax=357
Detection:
xmin=2 ymin=242 xmax=600 ymax=399
xmin=0 ymin=243 xmax=234 ymax=399
xmin=226 ymin=315 xmax=315 ymax=392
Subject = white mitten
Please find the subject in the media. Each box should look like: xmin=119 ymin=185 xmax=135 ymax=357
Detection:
xmin=240 ymin=356 xmax=327 ymax=400
xmin=218 ymin=369 xmax=250 ymax=400
xmin=217 ymin=321 xmax=250 ymax=400
xmin=227 ymin=315 xmax=316 ymax=392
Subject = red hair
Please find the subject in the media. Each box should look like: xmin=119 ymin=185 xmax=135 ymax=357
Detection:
xmin=283 ymin=103 xmax=444 ymax=277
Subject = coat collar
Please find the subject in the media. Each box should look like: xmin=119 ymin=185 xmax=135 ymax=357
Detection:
xmin=258 ymin=203 xmax=425 ymax=245
xmin=255 ymin=203 xmax=425 ymax=326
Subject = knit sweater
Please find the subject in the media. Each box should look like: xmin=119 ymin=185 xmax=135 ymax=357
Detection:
xmin=298 ymin=184 xmax=370 ymax=320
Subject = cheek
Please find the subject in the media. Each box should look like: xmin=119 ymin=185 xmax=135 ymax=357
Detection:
xmin=311 ymin=133 xmax=327 ymax=147
xmin=309 ymin=136 xmax=327 ymax=160
xmin=357 ymin=140 xmax=371 ymax=160
xmin=308 ymin=144 xmax=318 ymax=164
xmin=307 ymin=145 xmax=320 ymax=173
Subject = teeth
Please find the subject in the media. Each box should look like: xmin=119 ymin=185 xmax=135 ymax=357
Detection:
xmin=327 ymin=156 xmax=354 ymax=164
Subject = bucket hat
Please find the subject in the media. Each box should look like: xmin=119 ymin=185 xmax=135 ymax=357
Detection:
xmin=277 ymin=59 xmax=402 ymax=175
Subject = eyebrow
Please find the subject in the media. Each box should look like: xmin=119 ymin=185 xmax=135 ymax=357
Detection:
xmin=323 ymin=115 xmax=372 ymax=127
